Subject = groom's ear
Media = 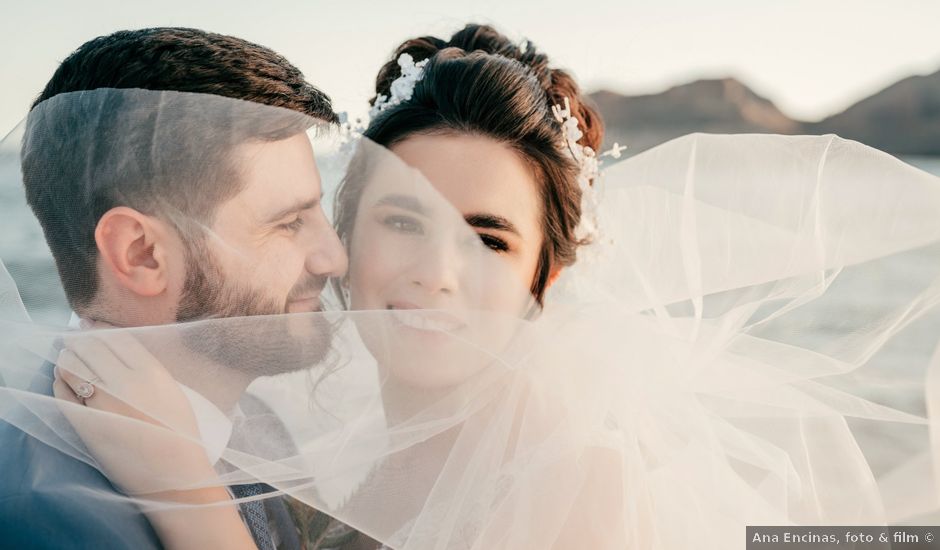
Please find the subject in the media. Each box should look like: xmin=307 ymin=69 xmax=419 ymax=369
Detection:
xmin=94 ymin=207 xmax=172 ymax=298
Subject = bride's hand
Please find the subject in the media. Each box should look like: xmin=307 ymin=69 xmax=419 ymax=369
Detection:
xmin=52 ymin=324 xmax=216 ymax=495
xmin=52 ymin=324 xmax=258 ymax=550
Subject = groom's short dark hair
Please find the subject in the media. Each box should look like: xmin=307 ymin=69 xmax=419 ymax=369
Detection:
xmin=32 ymin=28 xmax=338 ymax=122
xmin=23 ymin=28 xmax=337 ymax=311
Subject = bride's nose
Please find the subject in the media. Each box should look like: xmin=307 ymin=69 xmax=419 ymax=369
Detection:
xmin=409 ymin=239 xmax=462 ymax=295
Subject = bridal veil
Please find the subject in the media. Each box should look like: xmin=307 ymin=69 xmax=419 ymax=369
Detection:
xmin=2 ymin=89 xmax=940 ymax=548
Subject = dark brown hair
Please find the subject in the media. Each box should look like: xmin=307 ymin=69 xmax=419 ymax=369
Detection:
xmin=22 ymin=27 xmax=337 ymax=311
xmin=335 ymin=24 xmax=604 ymax=304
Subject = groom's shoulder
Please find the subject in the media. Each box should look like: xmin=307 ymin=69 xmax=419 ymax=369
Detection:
xmin=0 ymin=418 xmax=41 ymax=497
xmin=0 ymin=415 xmax=95 ymax=497
xmin=0 ymin=418 xmax=162 ymax=549
xmin=0 ymin=374 xmax=95 ymax=499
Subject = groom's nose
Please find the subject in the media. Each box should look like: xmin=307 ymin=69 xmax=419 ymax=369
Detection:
xmin=305 ymin=224 xmax=347 ymax=278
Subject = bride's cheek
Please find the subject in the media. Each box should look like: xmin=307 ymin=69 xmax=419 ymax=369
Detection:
xmin=474 ymin=260 xmax=531 ymax=313
xmin=350 ymin=237 xmax=403 ymax=301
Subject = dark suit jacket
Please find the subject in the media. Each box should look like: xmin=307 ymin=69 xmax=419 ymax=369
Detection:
xmin=0 ymin=366 xmax=162 ymax=549
xmin=0 ymin=361 xmax=310 ymax=550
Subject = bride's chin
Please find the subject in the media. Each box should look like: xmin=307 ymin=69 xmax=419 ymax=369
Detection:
xmin=356 ymin=310 xmax=513 ymax=389
xmin=378 ymin=342 xmax=491 ymax=391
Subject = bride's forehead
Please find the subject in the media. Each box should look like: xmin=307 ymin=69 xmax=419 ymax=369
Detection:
xmin=390 ymin=133 xmax=530 ymax=176
xmin=382 ymin=133 xmax=542 ymax=219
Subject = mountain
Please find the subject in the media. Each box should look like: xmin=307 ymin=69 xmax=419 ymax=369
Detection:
xmin=589 ymin=78 xmax=801 ymax=155
xmin=805 ymin=69 xmax=940 ymax=155
xmin=590 ymin=68 xmax=940 ymax=156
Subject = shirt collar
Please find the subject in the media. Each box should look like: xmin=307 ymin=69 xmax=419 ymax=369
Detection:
xmin=178 ymin=383 xmax=234 ymax=465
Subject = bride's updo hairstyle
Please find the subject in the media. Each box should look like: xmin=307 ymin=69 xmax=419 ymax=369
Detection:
xmin=335 ymin=24 xmax=604 ymax=304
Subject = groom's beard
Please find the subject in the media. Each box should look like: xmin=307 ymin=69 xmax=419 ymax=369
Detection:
xmin=174 ymin=239 xmax=335 ymax=377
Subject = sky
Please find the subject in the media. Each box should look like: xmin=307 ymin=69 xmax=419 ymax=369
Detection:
xmin=1 ymin=0 xmax=939 ymax=133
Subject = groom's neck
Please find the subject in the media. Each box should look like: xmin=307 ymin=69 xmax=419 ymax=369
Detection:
xmin=81 ymin=313 xmax=255 ymax=414
xmin=84 ymin=282 xmax=179 ymax=328
xmin=146 ymin=340 xmax=256 ymax=414
xmin=174 ymin=363 xmax=253 ymax=414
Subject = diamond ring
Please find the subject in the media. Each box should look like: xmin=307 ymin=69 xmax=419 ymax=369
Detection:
xmin=74 ymin=381 xmax=95 ymax=400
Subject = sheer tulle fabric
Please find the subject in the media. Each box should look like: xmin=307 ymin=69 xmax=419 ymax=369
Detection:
xmin=1 ymin=89 xmax=940 ymax=549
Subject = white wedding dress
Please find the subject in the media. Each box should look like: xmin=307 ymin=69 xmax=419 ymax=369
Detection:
xmin=1 ymin=89 xmax=940 ymax=549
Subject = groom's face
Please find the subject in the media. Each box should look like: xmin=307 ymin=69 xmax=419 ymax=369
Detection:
xmin=175 ymin=133 xmax=347 ymax=322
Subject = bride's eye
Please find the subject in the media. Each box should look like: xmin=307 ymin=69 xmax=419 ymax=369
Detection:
xmin=383 ymin=214 xmax=424 ymax=235
xmin=479 ymin=233 xmax=509 ymax=253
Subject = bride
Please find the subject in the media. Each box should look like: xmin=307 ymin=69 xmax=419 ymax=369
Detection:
xmin=9 ymin=24 xmax=940 ymax=549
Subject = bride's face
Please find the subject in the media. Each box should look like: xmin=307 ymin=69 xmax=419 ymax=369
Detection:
xmin=346 ymin=133 xmax=544 ymax=387
xmin=349 ymin=133 xmax=543 ymax=311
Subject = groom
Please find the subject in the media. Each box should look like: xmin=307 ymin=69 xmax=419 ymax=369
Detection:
xmin=0 ymin=28 xmax=346 ymax=549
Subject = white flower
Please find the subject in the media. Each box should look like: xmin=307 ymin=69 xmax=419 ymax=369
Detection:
xmin=551 ymin=97 xmax=572 ymax=123
xmin=602 ymin=142 xmax=627 ymax=159
xmin=563 ymin=117 xmax=583 ymax=146
xmin=552 ymin=96 xmax=611 ymax=241
xmin=369 ymin=53 xmax=429 ymax=120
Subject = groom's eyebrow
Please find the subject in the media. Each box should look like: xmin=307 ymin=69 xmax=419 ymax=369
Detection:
xmin=264 ymin=197 xmax=320 ymax=223
xmin=375 ymin=194 xmax=427 ymax=214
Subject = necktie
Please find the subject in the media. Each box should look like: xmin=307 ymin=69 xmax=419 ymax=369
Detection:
xmin=231 ymin=482 xmax=276 ymax=550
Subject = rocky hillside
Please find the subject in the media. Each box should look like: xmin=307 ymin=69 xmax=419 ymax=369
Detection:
xmin=590 ymin=68 xmax=940 ymax=156
xmin=806 ymin=70 xmax=940 ymax=155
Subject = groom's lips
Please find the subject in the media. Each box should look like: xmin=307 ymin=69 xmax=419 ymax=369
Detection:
xmin=287 ymin=296 xmax=321 ymax=313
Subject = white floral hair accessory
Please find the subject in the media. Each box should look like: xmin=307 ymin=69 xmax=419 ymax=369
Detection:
xmin=369 ymin=53 xmax=429 ymax=120
xmin=551 ymin=97 xmax=627 ymax=241
xmin=364 ymin=55 xmax=628 ymax=243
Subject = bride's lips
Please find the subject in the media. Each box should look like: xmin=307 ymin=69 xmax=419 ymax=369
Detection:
xmin=387 ymin=301 xmax=467 ymax=333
